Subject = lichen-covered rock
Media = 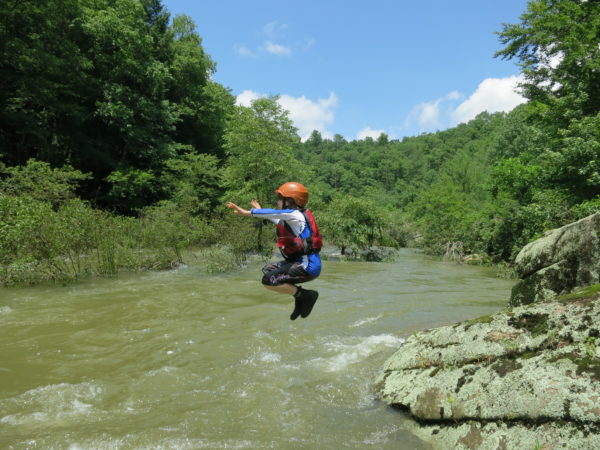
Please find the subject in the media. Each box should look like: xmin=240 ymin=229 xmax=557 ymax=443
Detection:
xmin=510 ymin=213 xmax=600 ymax=305
xmin=375 ymin=291 xmax=600 ymax=449
xmin=402 ymin=421 xmax=599 ymax=450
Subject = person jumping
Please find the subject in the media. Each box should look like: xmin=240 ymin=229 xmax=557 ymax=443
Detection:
xmin=226 ymin=182 xmax=322 ymax=320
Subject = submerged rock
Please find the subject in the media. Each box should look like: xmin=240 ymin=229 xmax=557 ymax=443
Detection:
xmin=376 ymin=215 xmax=600 ymax=449
xmin=328 ymin=246 xmax=398 ymax=262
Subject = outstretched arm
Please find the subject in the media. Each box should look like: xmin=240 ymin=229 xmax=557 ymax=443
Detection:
xmin=226 ymin=202 xmax=251 ymax=216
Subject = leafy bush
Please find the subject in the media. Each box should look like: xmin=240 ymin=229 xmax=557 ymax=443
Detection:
xmin=0 ymin=193 xmax=221 ymax=285
xmin=106 ymin=169 xmax=162 ymax=213
xmin=573 ymin=197 xmax=600 ymax=219
xmin=0 ymin=159 xmax=90 ymax=207
xmin=409 ymin=183 xmax=477 ymax=255
xmin=319 ymin=196 xmax=390 ymax=254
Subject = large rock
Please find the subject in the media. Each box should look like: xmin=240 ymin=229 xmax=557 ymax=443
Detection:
xmin=376 ymin=216 xmax=600 ymax=448
xmin=375 ymin=290 xmax=600 ymax=449
xmin=510 ymin=213 xmax=600 ymax=306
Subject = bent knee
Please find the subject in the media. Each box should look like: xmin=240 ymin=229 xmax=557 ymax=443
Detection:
xmin=262 ymin=273 xmax=282 ymax=286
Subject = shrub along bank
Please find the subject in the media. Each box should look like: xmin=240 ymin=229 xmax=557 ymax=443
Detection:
xmin=0 ymin=194 xmax=264 ymax=286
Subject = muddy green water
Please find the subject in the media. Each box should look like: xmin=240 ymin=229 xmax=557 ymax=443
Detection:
xmin=0 ymin=249 xmax=515 ymax=449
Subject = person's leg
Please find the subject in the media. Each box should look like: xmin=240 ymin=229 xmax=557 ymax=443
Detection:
xmin=294 ymin=286 xmax=318 ymax=318
xmin=264 ymin=283 xmax=297 ymax=295
xmin=265 ymin=283 xmax=317 ymax=320
xmin=261 ymin=261 xmax=318 ymax=320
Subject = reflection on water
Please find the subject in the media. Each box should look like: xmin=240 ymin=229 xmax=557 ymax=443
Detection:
xmin=0 ymin=249 xmax=514 ymax=448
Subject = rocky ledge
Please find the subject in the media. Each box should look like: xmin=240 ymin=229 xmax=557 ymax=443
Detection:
xmin=376 ymin=214 xmax=600 ymax=449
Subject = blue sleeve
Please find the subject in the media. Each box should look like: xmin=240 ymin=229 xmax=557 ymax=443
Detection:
xmin=250 ymin=208 xmax=299 ymax=222
xmin=250 ymin=209 xmax=306 ymax=235
xmin=251 ymin=208 xmax=296 ymax=215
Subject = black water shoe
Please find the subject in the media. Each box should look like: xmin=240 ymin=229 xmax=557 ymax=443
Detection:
xmin=300 ymin=289 xmax=319 ymax=318
xmin=290 ymin=287 xmax=305 ymax=320
xmin=290 ymin=294 xmax=302 ymax=320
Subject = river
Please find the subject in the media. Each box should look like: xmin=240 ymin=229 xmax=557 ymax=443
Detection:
xmin=0 ymin=249 xmax=515 ymax=449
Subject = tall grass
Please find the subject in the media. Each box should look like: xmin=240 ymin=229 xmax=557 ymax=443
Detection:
xmin=0 ymin=195 xmax=258 ymax=286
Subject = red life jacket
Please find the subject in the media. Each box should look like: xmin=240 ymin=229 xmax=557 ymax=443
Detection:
xmin=276 ymin=209 xmax=322 ymax=258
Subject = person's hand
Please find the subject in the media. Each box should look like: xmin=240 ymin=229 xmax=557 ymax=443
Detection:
xmin=250 ymin=200 xmax=261 ymax=209
xmin=226 ymin=202 xmax=249 ymax=216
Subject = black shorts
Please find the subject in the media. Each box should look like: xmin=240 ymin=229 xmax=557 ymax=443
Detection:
xmin=261 ymin=260 xmax=315 ymax=286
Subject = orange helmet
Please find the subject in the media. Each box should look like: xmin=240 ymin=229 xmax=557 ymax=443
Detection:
xmin=275 ymin=182 xmax=309 ymax=207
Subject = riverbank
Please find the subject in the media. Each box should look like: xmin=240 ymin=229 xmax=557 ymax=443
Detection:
xmin=0 ymin=244 xmax=246 ymax=287
xmin=0 ymin=195 xmax=273 ymax=287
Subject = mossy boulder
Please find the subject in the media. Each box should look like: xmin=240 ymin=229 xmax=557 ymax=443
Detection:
xmin=376 ymin=216 xmax=600 ymax=448
xmin=510 ymin=213 xmax=600 ymax=306
xmin=375 ymin=293 xmax=600 ymax=449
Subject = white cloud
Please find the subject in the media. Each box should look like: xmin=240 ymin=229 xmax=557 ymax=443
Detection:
xmin=300 ymin=38 xmax=316 ymax=51
xmin=236 ymin=21 xmax=313 ymax=58
xmin=261 ymin=22 xmax=291 ymax=56
xmin=234 ymin=44 xmax=255 ymax=57
xmin=278 ymin=93 xmax=337 ymax=140
xmin=235 ymin=90 xmax=261 ymax=107
xmin=404 ymin=76 xmax=526 ymax=134
xmin=235 ymin=91 xmax=338 ymax=141
xmin=536 ymin=45 xmax=563 ymax=70
xmin=408 ymin=91 xmax=461 ymax=130
xmin=452 ymin=75 xmax=526 ymax=124
xmin=417 ymin=102 xmax=441 ymax=128
xmin=264 ymin=41 xmax=291 ymax=56
xmin=357 ymin=127 xmax=385 ymax=140
xmin=263 ymin=21 xmax=288 ymax=38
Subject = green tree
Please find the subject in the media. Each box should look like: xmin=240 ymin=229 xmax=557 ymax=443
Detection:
xmin=105 ymin=169 xmax=160 ymax=212
xmin=496 ymin=0 xmax=600 ymax=125
xmin=496 ymin=0 xmax=600 ymax=202
xmin=168 ymin=15 xmax=234 ymax=158
xmin=0 ymin=0 xmax=90 ymax=165
xmin=222 ymin=97 xmax=304 ymax=203
xmin=545 ymin=113 xmax=600 ymax=200
xmin=0 ymin=159 xmax=90 ymax=207
xmin=305 ymin=130 xmax=323 ymax=148
xmin=81 ymin=0 xmax=178 ymax=206
xmin=319 ymin=196 xmax=387 ymax=255
xmin=410 ymin=182 xmax=474 ymax=255
xmin=221 ymin=97 xmax=305 ymax=253
xmin=489 ymin=156 xmax=543 ymax=205
xmin=1 ymin=0 xmax=232 ymax=212
xmin=161 ymin=150 xmax=221 ymax=214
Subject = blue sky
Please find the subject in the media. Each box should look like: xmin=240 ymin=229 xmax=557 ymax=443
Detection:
xmin=162 ymin=0 xmax=529 ymax=141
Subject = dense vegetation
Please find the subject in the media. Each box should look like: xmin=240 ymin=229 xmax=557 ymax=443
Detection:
xmin=1 ymin=0 xmax=598 ymax=285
